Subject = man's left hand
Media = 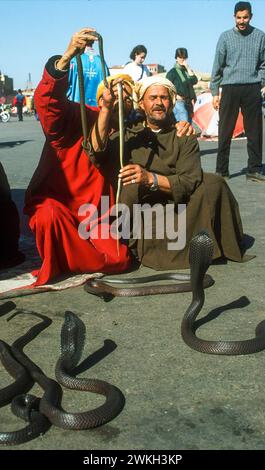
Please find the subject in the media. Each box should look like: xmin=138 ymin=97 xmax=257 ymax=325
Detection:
xmin=176 ymin=121 xmax=195 ymax=137
xmin=119 ymin=164 xmax=152 ymax=186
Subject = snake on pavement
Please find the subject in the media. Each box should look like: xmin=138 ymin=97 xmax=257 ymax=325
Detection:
xmin=180 ymin=232 xmax=265 ymax=355
xmin=0 ymin=311 xmax=124 ymax=445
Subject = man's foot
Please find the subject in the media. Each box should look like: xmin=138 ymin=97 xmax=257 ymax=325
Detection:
xmin=246 ymin=172 xmax=265 ymax=182
xmin=215 ymin=172 xmax=230 ymax=180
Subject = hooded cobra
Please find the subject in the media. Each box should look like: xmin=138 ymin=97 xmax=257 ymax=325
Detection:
xmin=85 ymin=231 xmax=265 ymax=355
xmin=181 ymin=232 xmax=265 ymax=355
xmin=1 ymin=233 xmax=264 ymax=445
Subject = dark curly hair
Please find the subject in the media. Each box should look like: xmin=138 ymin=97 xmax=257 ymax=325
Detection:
xmin=234 ymin=2 xmax=252 ymax=15
xmin=130 ymin=45 xmax=147 ymax=60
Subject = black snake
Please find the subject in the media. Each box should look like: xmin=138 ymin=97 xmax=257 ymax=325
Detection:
xmin=1 ymin=232 xmax=265 ymax=445
xmin=0 ymin=311 xmax=124 ymax=445
xmin=85 ymin=231 xmax=265 ymax=355
xmin=0 ymin=312 xmax=52 ymax=445
xmin=84 ymin=272 xmax=214 ymax=299
xmin=76 ymin=31 xmax=108 ymax=155
xmin=180 ymin=232 xmax=265 ymax=355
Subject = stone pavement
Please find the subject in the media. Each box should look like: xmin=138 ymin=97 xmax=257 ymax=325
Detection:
xmin=0 ymin=116 xmax=265 ymax=451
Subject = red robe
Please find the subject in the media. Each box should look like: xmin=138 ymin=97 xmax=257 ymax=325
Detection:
xmin=24 ymin=67 xmax=131 ymax=285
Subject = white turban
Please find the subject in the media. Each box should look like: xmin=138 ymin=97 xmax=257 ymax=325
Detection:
xmin=133 ymin=75 xmax=177 ymax=107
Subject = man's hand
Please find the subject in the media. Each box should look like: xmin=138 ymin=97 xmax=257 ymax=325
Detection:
xmin=176 ymin=121 xmax=195 ymax=137
xmin=99 ymin=78 xmax=123 ymax=111
xmin=56 ymin=27 xmax=97 ymax=71
xmin=212 ymin=96 xmax=220 ymax=110
xmin=119 ymin=164 xmax=172 ymax=194
xmin=119 ymin=164 xmax=152 ymax=187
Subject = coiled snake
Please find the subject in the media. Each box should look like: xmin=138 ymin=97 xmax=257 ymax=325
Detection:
xmin=0 ymin=311 xmax=124 ymax=445
xmin=0 ymin=312 xmax=52 ymax=445
xmin=85 ymin=231 xmax=265 ymax=355
xmin=1 ymin=232 xmax=265 ymax=445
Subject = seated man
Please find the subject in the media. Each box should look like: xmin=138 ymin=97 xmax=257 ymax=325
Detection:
xmin=24 ymin=28 xmax=131 ymax=286
xmin=90 ymin=75 xmax=250 ymax=269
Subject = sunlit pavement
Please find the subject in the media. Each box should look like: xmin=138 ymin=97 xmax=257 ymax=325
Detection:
xmin=0 ymin=116 xmax=265 ymax=451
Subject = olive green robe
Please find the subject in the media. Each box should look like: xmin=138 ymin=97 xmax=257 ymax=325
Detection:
xmin=93 ymin=122 xmax=244 ymax=270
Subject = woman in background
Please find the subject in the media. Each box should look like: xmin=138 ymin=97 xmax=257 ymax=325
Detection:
xmin=166 ymin=47 xmax=198 ymax=123
xmin=123 ymin=45 xmax=151 ymax=82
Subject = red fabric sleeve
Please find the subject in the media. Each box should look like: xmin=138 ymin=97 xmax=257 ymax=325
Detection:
xmin=34 ymin=67 xmax=99 ymax=148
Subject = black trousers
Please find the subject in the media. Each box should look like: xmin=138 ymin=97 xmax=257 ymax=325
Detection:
xmin=216 ymin=83 xmax=263 ymax=175
xmin=17 ymin=103 xmax=23 ymax=121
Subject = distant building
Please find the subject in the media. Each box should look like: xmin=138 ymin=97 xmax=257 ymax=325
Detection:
xmin=158 ymin=69 xmax=211 ymax=95
xmin=109 ymin=63 xmax=166 ymax=77
xmin=109 ymin=65 xmax=125 ymax=76
xmin=193 ymin=71 xmax=211 ymax=94
xmin=0 ymin=72 xmax=14 ymax=96
xmin=146 ymin=64 xmax=165 ymax=75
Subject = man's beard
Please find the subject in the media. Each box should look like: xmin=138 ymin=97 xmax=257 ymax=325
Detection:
xmin=146 ymin=111 xmax=171 ymax=128
xmin=236 ymin=24 xmax=251 ymax=35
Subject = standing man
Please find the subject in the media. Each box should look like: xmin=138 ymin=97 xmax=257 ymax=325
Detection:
xmin=13 ymin=89 xmax=26 ymax=121
xmin=210 ymin=1 xmax=265 ymax=182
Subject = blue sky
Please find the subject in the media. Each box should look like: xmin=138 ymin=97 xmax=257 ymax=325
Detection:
xmin=1 ymin=0 xmax=265 ymax=89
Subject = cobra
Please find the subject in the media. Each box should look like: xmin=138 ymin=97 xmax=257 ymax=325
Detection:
xmin=181 ymin=233 xmax=265 ymax=355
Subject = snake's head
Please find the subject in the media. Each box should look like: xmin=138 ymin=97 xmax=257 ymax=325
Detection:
xmin=189 ymin=231 xmax=214 ymax=282
xmin=60 ymin=311 xmax=86 ymax=368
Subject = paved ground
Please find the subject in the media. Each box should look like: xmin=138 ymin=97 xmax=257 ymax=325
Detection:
xmin=0 ymin=116 xmax=265 ymax=451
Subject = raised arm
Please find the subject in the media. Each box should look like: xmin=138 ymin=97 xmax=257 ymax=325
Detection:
xmin=34 ymin=28 xmax=99 ymax=144
xmin=90 ymin=78 xmax=124 ymax=152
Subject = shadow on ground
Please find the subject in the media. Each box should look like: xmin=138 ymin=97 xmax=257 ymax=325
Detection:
xmin=0 ymin=140 xmax=33 ymax=148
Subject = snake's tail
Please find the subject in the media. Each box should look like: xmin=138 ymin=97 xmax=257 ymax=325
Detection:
xmin=115 ymin=178 xmax=122 ymax=257
xmin=0 ymin=395 xmax=51 ymax=445
xmin=0 ymin=413 xmax=51 ymax=445
xmin=76 ymin=53 xmax=90 ymax=153
xmin=116 ymin=82 xmax=125 ymax=257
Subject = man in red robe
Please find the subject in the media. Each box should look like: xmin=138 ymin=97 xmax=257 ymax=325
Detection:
xmin=24 ymin=28 xmax=131 ymax=285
